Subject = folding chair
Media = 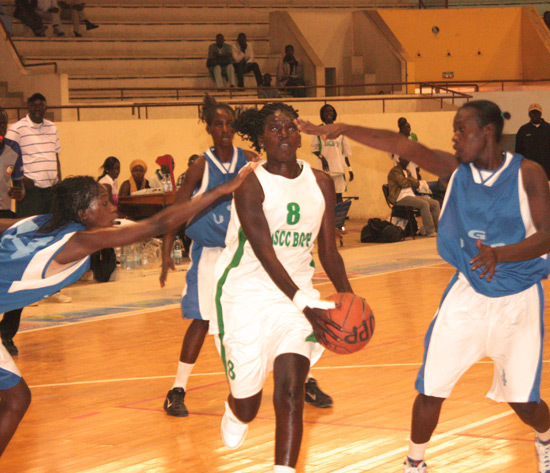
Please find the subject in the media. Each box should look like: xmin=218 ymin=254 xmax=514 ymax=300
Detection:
xmin=381 ymin=184 xmax=420 ymax=239
xmin=335 ymin=199 xmax=353 ymax=247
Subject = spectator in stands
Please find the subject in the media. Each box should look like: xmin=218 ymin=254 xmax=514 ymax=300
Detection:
xmin=515 ymin=103 xmax=550 ymax=181
xmin=2 ymin=93 xmax=68 ymax=356
xmin=35 ymin=0 xmax=65 ymax=37
xmin=276 ymin=44 xmax=306 ymax=97
xmin=119 ymin=159 xmax=150 ymax=197
xmin=231 ymin=32 xmax=262 ymax=89
xmin=13 ymin=0 xmax=47 ymax=37
xmin=311 ymin=104 xmax=352 ymax=202
xmin=58 ymin=1 xmax=98 ymax=37
xmin=257 ymin=73 xmax=278 ymax=99
xmin=177 ymin=154 xmax=199 ymax=188
xmin=388 ymin=156 xmax=440 ymax=237
xmin=206 ymin=33 xmax=236 ymax=89
xmin=149 ymin=154 xmax=176 ymax=192
xmin=544 ymin=11 xmax=550 ymax=29
xmin=0 ymin=2 xmax=13 ymax=35
xmin=97 ymin=156 xmax=120 ymax=206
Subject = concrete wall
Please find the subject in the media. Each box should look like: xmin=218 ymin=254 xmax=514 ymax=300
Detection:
xmin=46 ymin=108 xmax=453 ymax=221
xmin=1 ymin=23 xmax=68 ymax=120
xmin=379 ymin=7 xmax=526 ymax=83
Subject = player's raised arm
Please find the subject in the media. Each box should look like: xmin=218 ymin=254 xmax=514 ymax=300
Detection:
xmin=296 ymin=119 xmax=458 ymax=181
xmin=57 ymin=163 xmax=258 ymax=264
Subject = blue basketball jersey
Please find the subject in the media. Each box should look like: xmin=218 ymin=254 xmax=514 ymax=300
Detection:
xmin=438 ymin=152 xmax=549 ymax=297
xmin=185 ymin=146 xmax=248 ymax=248
xmin=0 ymin=215 xmax=90 ymax=312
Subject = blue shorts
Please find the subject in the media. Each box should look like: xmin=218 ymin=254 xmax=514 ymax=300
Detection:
xmin=0 ymin=342 xmax=21 ymax=390
xmin=181 ymin=243 xmax=223 ymax=322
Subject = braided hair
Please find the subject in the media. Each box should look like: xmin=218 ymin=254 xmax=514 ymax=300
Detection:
xmin=199 ymin=94 xmax=235 ymax=126
xmin=39 ymin=176 xmax=101 ymax=233
xmin=234 ymin=102 xmax=299 ymax=152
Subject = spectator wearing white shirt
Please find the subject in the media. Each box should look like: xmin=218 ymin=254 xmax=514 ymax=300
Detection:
xmin=5 ymin=93 xmax=61 ymax=218
xmin=232 ymin=33 xmax=262 ymax=89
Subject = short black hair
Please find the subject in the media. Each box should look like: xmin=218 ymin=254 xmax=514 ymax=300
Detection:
xmin=234 ymin=102 xmax=299 ymax=152
xmin=459 ymin=100 xmax=511 ymax=142
xmin=27 ymin=93 xmax=47 ymax=104
xmin=397 ymin=117 xmax=408 ymax=129
xmin=320 ymin=104 xmax=337 ymax=123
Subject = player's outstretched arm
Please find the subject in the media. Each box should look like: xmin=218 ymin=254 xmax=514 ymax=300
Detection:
xmin=296 ymin=119 xmax=458 ymax=181
xmin=56 ymin=162 xmax=259 ymax=264
xmin=470 ymin=160 xmax=550 ymax=280
xmin=313 ymin=170 xmax=353 ymax=294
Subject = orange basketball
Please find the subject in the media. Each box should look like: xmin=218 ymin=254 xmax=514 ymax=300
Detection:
xmin=321 ymin=293 xmax=375 ymax=354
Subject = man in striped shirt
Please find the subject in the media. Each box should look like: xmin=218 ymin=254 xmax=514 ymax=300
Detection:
xmin=5 ymin=93 xmax=61 ymax=218
xmin=1 ymin=94 xmax=67 ymax=357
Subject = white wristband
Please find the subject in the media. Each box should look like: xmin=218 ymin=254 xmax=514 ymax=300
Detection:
xmin=292 ymin=290 xmax=335 ymax=312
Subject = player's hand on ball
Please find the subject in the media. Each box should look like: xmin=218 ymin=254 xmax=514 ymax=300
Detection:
xmin=303 ymin=307 xmax=342 ymax=346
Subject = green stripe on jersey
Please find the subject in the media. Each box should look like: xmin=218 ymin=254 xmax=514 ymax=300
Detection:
xmin=215 ymin=227 xmax=247 ymax=379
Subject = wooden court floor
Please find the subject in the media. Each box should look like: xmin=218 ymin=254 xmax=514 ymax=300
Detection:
xmin=2 ymin=238 xmax=549 ymax=472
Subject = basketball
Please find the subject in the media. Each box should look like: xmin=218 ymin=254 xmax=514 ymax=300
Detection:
xmin=321 ymin=293 xmax=375 ymax=354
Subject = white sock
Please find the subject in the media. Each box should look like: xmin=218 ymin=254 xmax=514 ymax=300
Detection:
xmin=536 ymin=426 xmax=550 ymax=443
xmin=172 ymin=362 xmax=194 ymax=390
xmin=273 ymin=466 xmax=295 ymax=473
xmin=407 ymin=440 xmax=428 ymax=462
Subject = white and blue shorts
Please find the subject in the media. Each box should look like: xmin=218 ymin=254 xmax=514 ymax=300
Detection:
xmin=181 ymin=244 xmax=223 ymax=324
xmin=216 ymin=296 xmax=324 ymax=399
xmin=0 ymin=343 xmax=21 ymax=390
xmin=416 ymin=272 xmax=544 ymax=403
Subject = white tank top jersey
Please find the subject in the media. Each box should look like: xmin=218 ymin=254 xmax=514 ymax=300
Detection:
xmin=215 ymin=160 xmax=326 ymax=307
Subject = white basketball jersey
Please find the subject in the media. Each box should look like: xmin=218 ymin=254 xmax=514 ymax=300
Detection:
xmin=215 ymin=160 xmax=325 ymax=306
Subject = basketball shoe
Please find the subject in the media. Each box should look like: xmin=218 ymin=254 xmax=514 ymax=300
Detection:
xmin=403 ymin=458 xmax=427 ymax=473
xmin=163 ymin=387 xmax=188 ymax=417
xmin=305 ymin=378 xmax=333 ymax=408
xmin=221 ymin=401 xmax=248 ymax=449
xmin=536 ymin=438 xmax=550 ymax=473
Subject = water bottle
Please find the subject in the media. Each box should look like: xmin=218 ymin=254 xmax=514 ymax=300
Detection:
xmin=126 ymin=244 xmax=135 ymax=269
xmin=162 ymin=175 xmax=171 ymax=193
xmin=134 ymin=244 xmax=142 ymax=268
xmin=120 ymin=246 xmax=128 ymax=269
xmin=173 ymin=237 xmax=183 ymax=265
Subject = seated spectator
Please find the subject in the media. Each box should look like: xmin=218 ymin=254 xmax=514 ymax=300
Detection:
xmin=232 ymin=32 xmax=262 ymax=89
xmin=206 ymin=33 xmax=236 ymax=89
xmin=118 ymin=159 xmax=150 ymax=197
xmin=388 ymin=157 xmax=440 ymax=237
xmin=58 ymin=0 xmax=98 ymax=37
xmin=257 ymin=73 xmax=278 ymax=99
xmin=177 ymin=153 xmax=199 ymax=188
xmin=391 ymin=117 xmax=433 ymax=196
xmin=14 ymin=0 xmax=47 ymax=37
xmin=0 ymin=2 xmax=13 ymax=35
xmin=97 ymin=156 xmax=120 ymax=205
xmin=35 ymin=0 xmax=65 ymax=37
xmin=149 ymin=154 xmax=176 ymax=192
xmin=276 ymin=44 xmax=306 ymax=97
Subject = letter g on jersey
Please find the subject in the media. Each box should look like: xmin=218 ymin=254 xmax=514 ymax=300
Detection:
xmin=468 ymin=230 xmax=486 ymax=240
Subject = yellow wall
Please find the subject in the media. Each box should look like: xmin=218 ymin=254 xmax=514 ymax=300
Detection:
xmin=378 ymin=7 xmax=524 ymax=82
xmin=52 ymin=109 xmax=455 ymax=221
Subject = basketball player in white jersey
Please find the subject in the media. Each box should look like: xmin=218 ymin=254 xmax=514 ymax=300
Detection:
xmin=297 ymin=100 xmax=550 ymax=473
xmin=214 ymin=103 xmax=353 ymax=473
